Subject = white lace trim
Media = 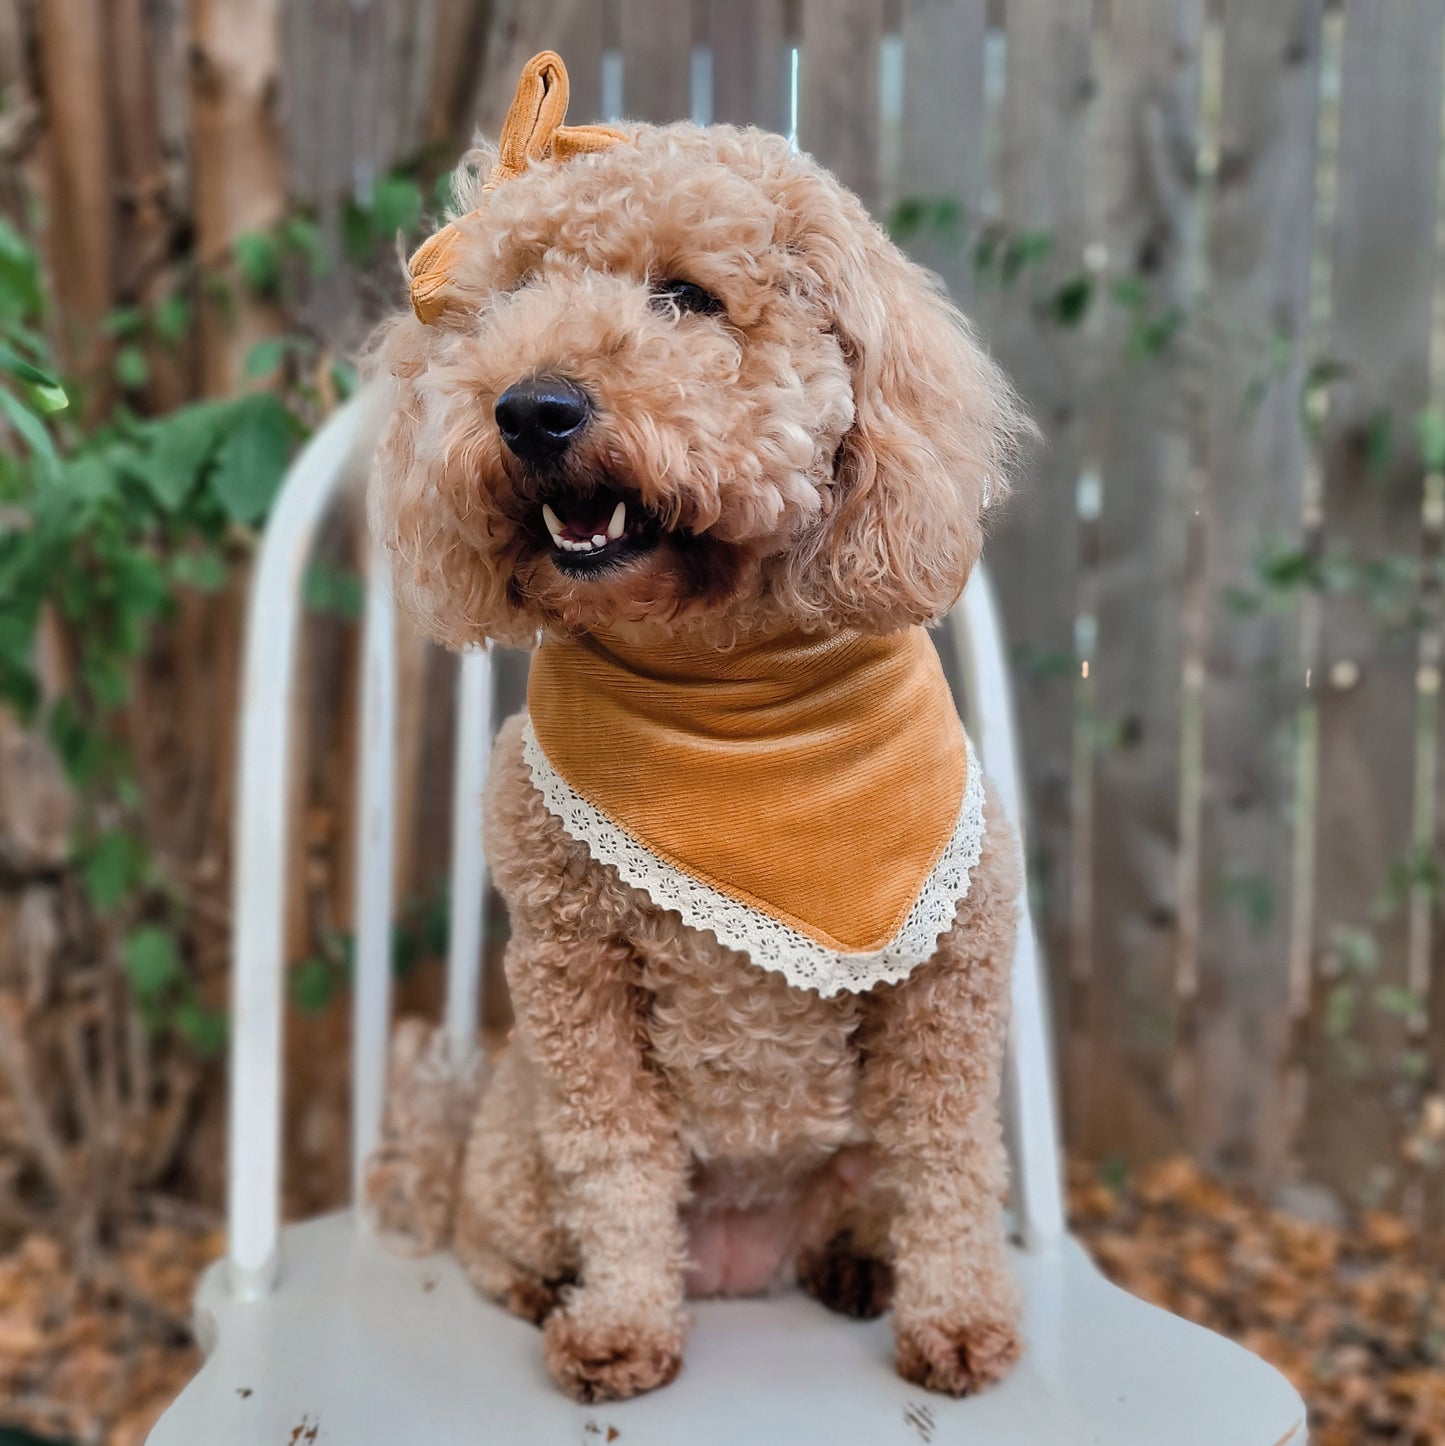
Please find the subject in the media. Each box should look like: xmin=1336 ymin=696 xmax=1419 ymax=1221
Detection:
xmin=521 ymin=718 xmax=988 ymax=996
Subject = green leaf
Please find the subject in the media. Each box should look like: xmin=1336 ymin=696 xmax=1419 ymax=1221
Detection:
xmin=341 ymin=199 xmax=374 ymax=266
xmin=122 ymin=924 xmax=180 ymax=999
xmin=1364 ymin=408 xmax=1394 ymax=477
xmin=1325 ymin=982 xmax=1356 ymax=1039
xmin=1373 ymin=984 xmax=1424 ymax=1019
xmin=281 ymin=215 xmax=330 ymax=276
xmin=0 ymin=218 xmax=44 ymax=324
xmin=290 ymin=956 xmax=337 ymax=1013
xmin=103 ymin=306 xmax=147 ymax=339
xmin=210 ymin=393 xmax=294 ymax=523
xmin=244 ymin=337 xmax=290 ymax=379
xmin=1127 ymin=305 xmax=1185 ymax=361
xmin=303 ymin=559 xmax=365 ymax=619
xmin=171 ymin=548 xmax=229 ymax=591
xmin=330 ymin=357 xmax=359 ymax=400
xmin=1109 ymin=275 xmax=1148 ymax=310
xmin=142 ymin=399 xmax=232 ymax=511
xmin=1329 ymin=924 xmax=1378 ymax=976
xmin=173 ymin=1000 xmax=228 ymax=1057
xmin=1417 ymin=409 xmax=1445 ymax=473
xmin=0 ymin=343 xmax=67 ymax=411
xmin=1000 ymin=229 xmax=1053 ymax=284
xmin=152 ymin=294 xmax=192 ymax=344
xmin=1048 ymin=274 xmax=1094 ymax=328
xmin=114 ymin=344 xmax=150 ymax=391
xmin=0 ymin=387 xmax=59 ymax=474
xmin=84 ymin=830 xmax=147 ymax=912
xmin=234 ymin=230 xmax=282 ymax=295
xmin=370 ymin=175 xmax=424 ymax=239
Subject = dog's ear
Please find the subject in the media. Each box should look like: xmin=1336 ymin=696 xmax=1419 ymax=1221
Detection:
xmin=806 ymin=211 xmax=1029 ymax=628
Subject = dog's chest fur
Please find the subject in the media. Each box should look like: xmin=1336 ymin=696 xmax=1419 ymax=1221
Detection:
xmin=488 ymin=712 xmax=870 ymax=1187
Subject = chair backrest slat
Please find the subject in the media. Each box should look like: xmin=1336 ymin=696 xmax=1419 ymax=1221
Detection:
xmin=229 ymin=396 xmax=368 ymax=1298
xmin=949 ymin=565 xmax=1066 ymax=1250
xmin=443 ymin=646 xmax=493 ymax=1062
xmin=350 ymin=538 xmax=399 ymax=1208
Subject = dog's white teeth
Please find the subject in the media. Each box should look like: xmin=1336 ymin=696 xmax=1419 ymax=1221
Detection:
xmin=541 ymin=504 xmax=564 ymax=546
xmin=606 ymin=501 xmax=626 ymax=541
xmin=592 ymin=533 xmax=607 ymax=547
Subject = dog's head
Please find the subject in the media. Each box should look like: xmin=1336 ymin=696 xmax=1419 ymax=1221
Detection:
xmin=370 ymin=123 xmax=1028 ymax=649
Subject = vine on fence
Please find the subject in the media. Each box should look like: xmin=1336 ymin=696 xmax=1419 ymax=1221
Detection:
xmin=0 ymin=175 xmax=430 ymax=1061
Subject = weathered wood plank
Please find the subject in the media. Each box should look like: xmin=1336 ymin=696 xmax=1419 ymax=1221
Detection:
xmin=1082 ymin=0 xmax=1203 ymax=1163
xmin=1195 ymin=0 xmax=1324 ymax=1185
xmin=34 ymin=0 xmax=113 ymax=370
xmin=707 ymin=0 xmax=789 ymax=133
xmin=620 ymin=0 xmax=692 ymax=122
xmin=556 ymin=0 xmax=605 ymax=125
xmin=982 ymin=0 xmax=1094 ymax=1120
xmin=798 ymin=0 xmax=881 ymax=205
xmin=189 ymin=0 xmax=288 ymax=394
xmin=1304 ymin=0 xmax=1445 ymax=1210
xmin=898 ymin=0 xmax=986 ymax=300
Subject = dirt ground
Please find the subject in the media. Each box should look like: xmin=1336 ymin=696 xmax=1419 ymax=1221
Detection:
xmin=1 ymin=1156 xmax=1441 ymax=1444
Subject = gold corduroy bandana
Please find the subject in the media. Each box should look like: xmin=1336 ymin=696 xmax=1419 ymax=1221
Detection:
xmin=408 ymin=51 xmax=626 ymax=324
xmin=524 ymin=626 xmax=972 ymax=979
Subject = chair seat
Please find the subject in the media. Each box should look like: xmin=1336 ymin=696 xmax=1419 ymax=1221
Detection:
xmin=147 ymin=1212 xmax=1305 ymax=1445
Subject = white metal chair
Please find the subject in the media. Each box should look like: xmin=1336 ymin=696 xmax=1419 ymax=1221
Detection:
xmin=148 ymin=395 xmax=1308 ymax=1445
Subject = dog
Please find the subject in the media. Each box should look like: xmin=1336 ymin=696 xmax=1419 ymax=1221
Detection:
xmin=365 ymin=52 xmax=1031 ymax=1406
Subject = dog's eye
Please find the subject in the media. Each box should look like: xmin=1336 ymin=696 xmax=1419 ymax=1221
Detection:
xmin=650 ymin=278 xmax=725 ymax=317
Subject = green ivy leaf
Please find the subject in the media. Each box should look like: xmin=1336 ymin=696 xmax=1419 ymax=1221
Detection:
xmin=122 ymin=924 xmax=180 ymax=999
xmin=1325 ymin=982 xmax=1356 ymax=1039
xmin=290 ymin=956 xmax=338 ymax=1013
xmin=233 ymin=231 xmax=282 ymax=295
xmin=280 ymin=215 xmax=330 ymax=277
xmin=1048 ymin=274 xmax=1094 ymax=328
xmin=173 ymin=1000 xmax=228 ymax=1057
xmin=1364 ymin=408 xmax=1394 ymax=477
xmin=0 ymin=344 xmax=67 ymax=411
xmin=152 ymin=294 xmax=192 ymax=344
xmin=1416 ymin=409 xmax=1445 ymax=473
xmin=84 ymin=830 xmax=148 ymax=912
xmin=143 ymin=400 xmax=233 ymax=511
xmin=1109 ymin=275 xmax=1149 ymax=310
xmin=1373 ymin=984 xmax=1423 ymax=1020
xmin=341 ymin=199 xmax=374 ymax=266
xmin=170 ymin=548 xmax=229 ymax=591
xmin=0 ymin=387 xmax=59 ymax=475
xmin=0 ymin=218 xmax=45 ymax=323
xmin=330 ymin=358 xmax=359 ymax=400
xmin=103 ymin=305 xmax=147 ymax=339
xmin=370 ymin=175 xmax=424 ymax=239
xmin=303 ymin=559 xmax=365 ymax=619
xmin=243 ymin=337 xmax=290 ymax=379
xmin=210 ymin=393 xmax=294 ymax=523
xmin=114 ymin=344 xmax=150 ymax=392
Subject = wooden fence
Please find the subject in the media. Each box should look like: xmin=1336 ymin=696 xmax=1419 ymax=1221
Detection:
xmin=15 ymin=0 xmax=1445 ymax=1222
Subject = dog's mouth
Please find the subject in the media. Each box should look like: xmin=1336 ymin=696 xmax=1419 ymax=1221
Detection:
xmin=536 ymin=483 xmax=662 ymax=576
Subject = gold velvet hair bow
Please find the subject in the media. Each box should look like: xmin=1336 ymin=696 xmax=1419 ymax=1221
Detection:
xmin=408 ymin=51 xmax=627 ymax=324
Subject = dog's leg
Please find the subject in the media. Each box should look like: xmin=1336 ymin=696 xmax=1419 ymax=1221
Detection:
xmin=855 ymin=797 xmax=1022 ymax=1396
xmin=504 ymin=924 xmax=690 ymax=1404
xmin=454 ymin=1043 xmax=576 ymax=1323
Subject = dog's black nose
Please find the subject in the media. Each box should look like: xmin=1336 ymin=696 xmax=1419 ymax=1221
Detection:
xmin=495 ymin=376 xmax=590 ymax=462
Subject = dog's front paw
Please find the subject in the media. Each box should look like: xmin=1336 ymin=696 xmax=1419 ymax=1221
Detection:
xmin=542 ymin=1298 xmax=686 ymax=1402
xmin=895 ymin=1314 xmax=1022 ymax=1397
